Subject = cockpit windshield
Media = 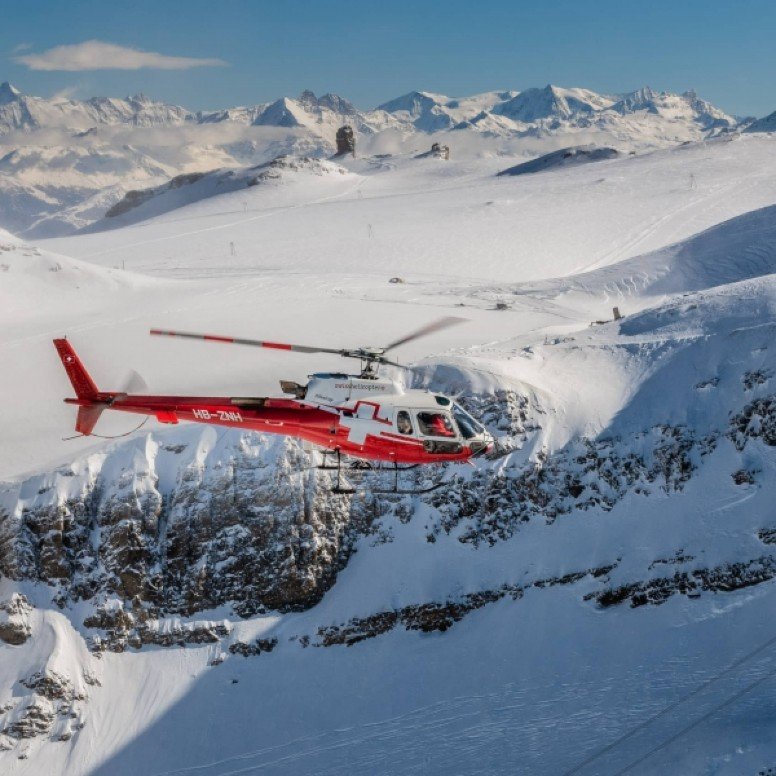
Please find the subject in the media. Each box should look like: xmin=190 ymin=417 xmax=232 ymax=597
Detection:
xmin=452 ymin=403 xmax=485 ymax=439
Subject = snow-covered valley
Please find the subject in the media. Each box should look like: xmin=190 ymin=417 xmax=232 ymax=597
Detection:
xmin=0 ymin=93 xmax=775 ymax=774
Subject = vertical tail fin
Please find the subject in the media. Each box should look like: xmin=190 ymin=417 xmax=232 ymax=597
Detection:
xmin=54 ymin=339 xmax=106 ymax=436
xmin=53 ymin=338 xmax=99 ymax=400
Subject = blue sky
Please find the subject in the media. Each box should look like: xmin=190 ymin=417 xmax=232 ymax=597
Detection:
xmin=2 ymin=0 xmax=774 ymax=116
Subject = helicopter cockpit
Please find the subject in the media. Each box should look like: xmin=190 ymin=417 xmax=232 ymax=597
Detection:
xmin=394 ymin=398 xmax=490 ymax=455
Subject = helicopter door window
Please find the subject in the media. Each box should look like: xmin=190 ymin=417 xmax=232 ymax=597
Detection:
xmin=417 ymin=412 xmax=456 ymax=438
xmin=396 ymin=410 xmax=414 ymax=435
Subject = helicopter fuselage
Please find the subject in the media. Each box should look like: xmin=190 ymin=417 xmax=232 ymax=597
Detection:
xmin=55 ymin=343 xmax=494 ymax=466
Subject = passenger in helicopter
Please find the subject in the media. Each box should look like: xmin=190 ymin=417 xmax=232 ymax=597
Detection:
xmin=417 ymin=411 xmax=456 ymax=437
xmin=396 ymin=410 xmax=413 ymax=435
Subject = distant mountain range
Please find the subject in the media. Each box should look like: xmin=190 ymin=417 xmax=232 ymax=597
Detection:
xmin=0 ymin=81 xmax=772 ymax=239
xmin=0 ymin=80 xmax=757 ymax=139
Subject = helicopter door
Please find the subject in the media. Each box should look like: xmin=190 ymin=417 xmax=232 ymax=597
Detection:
xmin=415 ymin=411 xmax=463 ymax=454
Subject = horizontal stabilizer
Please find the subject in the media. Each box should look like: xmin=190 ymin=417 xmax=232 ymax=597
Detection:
xmin=76 ymin=405 xmax=105 ymax=436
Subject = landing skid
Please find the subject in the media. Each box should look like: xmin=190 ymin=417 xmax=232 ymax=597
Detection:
xmin=319 ymin=450 xmax=442 ymax=496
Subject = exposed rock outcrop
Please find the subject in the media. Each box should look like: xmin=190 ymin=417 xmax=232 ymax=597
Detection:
xmin=588 ymin=556 xmax=776 ymax=608
xmin=0 ymin=435 xmax=386 ymax=622
xmin=229 ymin=637 xmax=278 ymax=657
xmin=312 ymin=566 xmax=617 ymax=648
xmin=84 ymin=603 xmax=231 ymax=653
xmin=0 ymin=594 xmax=32 ymax=645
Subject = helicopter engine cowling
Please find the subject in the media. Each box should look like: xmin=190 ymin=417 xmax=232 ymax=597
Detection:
xmin=305 ymin=374 xmax=404 ymax=406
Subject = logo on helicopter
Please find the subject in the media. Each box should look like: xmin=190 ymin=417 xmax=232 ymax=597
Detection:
xmin=334 ymin=381 xmax=385 ymax=392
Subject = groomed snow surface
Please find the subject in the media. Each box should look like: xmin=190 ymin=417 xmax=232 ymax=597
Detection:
xmin=1 ymin=132 xmax=775 ymax=774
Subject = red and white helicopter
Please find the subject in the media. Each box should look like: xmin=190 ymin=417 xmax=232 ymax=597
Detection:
xmin=54 ymin=317 xmax=493 ymax=494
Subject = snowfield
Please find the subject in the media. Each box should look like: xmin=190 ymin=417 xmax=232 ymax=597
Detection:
xmin=0 ymin=99 xmax=775 ymax=775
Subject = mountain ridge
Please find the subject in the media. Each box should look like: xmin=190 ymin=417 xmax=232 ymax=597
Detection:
xmin=0 ymin=81 xmax=747 ymax=137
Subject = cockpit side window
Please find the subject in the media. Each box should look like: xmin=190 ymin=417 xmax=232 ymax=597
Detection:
xmin=417 ymin=411 xmax=456 ymax=438
xmin=396 ymin=410 xmax=414 ymax=435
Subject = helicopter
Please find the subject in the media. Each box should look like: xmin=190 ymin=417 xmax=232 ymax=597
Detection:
xmin=53 ymin=316 xmax=494 ymax=494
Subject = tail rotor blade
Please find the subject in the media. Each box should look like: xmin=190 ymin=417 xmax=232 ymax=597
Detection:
xmin=121 ymin=369 xmax=148 ymax=394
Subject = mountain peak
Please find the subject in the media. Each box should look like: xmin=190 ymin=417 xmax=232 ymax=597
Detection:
xmin=610 ymin=86 xmax=661 ymax=114
xmin=494 ymin=84 xmax=577 ymax=122
xmin=317 ymin=92 xmax=356 ymax=115
xmin=376 ymin=91 xmax=442 ymax=114
xmin=297 ymin=89 xmax=318 ymax=108
xmin=632 ymin=85 xmax=658 ymax=100
xmin=0 ymin=81 xmax=22 ymax=105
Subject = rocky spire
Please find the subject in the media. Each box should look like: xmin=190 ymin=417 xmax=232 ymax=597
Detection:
xmin=0 ymin=81 xmax=22 ymax=105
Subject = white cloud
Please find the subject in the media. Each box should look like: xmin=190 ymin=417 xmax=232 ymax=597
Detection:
xmin=11 ymin=42 xmax=33 ymax=54
xmin=51 ymin=85 xmax=81 ymax=101
xmin=14 ymin=40 xmax=227 ymax=71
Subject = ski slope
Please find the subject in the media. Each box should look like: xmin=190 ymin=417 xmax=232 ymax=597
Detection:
xmin=40 ymin=134 xmax=776 ymax=283
xmin=1 ymin=128 xmax=775 ymax=774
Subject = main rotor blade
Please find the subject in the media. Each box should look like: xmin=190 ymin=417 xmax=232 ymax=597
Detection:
xmin=377 ymin=356 xmax=411 ymax=370
xmin=150 ymin=329 xmax=345 ymax=355
xmin=382 ymin=316 xmax=467 ymax=353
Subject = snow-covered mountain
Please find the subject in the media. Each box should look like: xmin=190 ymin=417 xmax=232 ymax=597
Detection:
xmin=745 ymin=108 xmax=776 ymax=133
xmin=1 ymin=128 xmax=776 ymax=773
xmin=91 ymin=155 xmax=353 ymax=231
xmin=0 ymin=83 xmax=191 ymax=134
xmin=0 ymin=80 xmax=763 ymax=240
xmin=492 ymin=84 xmax=613 ymax=122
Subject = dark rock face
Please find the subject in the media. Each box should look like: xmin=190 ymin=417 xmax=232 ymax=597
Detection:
xmin=3 ymin=698 xmax=56 ymax=739
xmin=84 ymin=604 xmax=231 ymax=653
xmin=104 ymin=172 xmax=209 ymax=219
xmin=335 ymin=125 xmax=355 ymax=156
xmin=20 ymin=672 xmax=83 ymax=702
xmin=588 ymin=556 xmax=776 ymax=608
xmin=758 ymin=528 xmax=776 ymax=545
xmin=729 ymin=396 xmax=776 ymax=449
xmin=0 ymin=594 xmax=32 ymax=645
xmin=0 ymin=436 xmax=384 ymax=623
xmin=314 ymin=588 xmax=522 ymax=647
xmin=742 ymin=369 xmax=773 ymax=391
xmin=2 ymin=669 xmax=90 ymax=745
xmin=429 ymin=423 xmax=699 ymax=545
xmin=732 ymin=469 xmax=755 ymax=485
xmin=312 ymin=567 xmax=617 ymax=648
xmin=497 ymin=145 xmax=619 ymax=177
xmin=229 ymin=637 xmax=278 ymax=657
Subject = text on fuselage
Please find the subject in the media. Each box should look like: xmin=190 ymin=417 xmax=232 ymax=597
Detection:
xmin=192 ymin=409 xmax=243 ymax=422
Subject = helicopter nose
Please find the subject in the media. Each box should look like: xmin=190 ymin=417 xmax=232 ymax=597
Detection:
xmin=468 ymin=438 xmax=493 ymax=457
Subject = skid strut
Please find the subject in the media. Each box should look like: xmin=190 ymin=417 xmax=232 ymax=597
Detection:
xmin=319 ymin=450 xmax=444 ymax=495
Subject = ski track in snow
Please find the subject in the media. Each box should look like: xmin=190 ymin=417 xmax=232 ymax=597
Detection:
xmin=143 ymin=641 xmax=776 ymax=776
